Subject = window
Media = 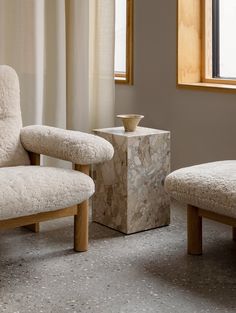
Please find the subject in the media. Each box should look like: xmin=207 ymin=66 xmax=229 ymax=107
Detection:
xmin=114 ymin=0 xmax=133 ymax=84
xmin=177 ymin=0 xmax=236 ymax=91
xmin=212 ymin=0 xmax=236 ymax=79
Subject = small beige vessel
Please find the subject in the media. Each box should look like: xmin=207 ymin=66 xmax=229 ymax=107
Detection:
xmin=116 ymin=114 xmax=144 ymax=132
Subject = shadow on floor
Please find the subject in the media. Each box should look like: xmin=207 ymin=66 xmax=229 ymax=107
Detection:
xmin=138 ymin=237 xmax=236 ymax=309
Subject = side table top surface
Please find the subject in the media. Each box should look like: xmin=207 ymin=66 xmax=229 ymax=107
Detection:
xmin=93 ymin=126 xmax=170 ymax=137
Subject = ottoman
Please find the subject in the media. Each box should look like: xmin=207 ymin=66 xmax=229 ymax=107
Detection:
xmin=165 ymin=161 xmax=236 ymax=255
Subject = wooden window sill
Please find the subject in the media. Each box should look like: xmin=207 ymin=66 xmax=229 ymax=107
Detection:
xmin=115 ymin=79 xmax=131 ymax=85
xmin=115 ymin=74 xmax=133 ymax=85
xmin=177 ymin=82 xmax=236 ymax=93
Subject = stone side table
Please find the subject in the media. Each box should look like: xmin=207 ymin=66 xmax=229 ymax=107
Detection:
xmin=92 ymin=127 xmax=170 ymax=234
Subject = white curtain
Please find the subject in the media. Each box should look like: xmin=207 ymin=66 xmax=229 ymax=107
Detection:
xmin=0 ymin=0 xmax=115 ymax=132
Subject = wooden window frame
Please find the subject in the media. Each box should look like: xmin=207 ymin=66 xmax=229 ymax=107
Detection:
xmin=115 ymin=0 xmax=134 ymax=85
xmin=177 ymin=0 xmax=236 ymax=92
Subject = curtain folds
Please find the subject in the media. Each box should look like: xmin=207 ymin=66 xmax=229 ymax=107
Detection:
xmin=0 ymin=0 xmax=115 ymax=132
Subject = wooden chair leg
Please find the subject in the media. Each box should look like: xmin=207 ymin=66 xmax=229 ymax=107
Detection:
xmin=74 ymin=200 xmax=89 ymax=252
xmin=24 ymin=223 xmax=40 ymax=233
xmin=232 ymin=227 xmax=236 ymax=241
xmin=187 ymin=205 xmax=202 ymax=255
xmin=24 ymin=152 xmax=41 ymax=233
xmin=74 ymin=164 xmax=90 ymax=252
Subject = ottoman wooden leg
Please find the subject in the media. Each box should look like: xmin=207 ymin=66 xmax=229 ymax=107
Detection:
xmin=187 ymin=205 xmax=202 ymax=255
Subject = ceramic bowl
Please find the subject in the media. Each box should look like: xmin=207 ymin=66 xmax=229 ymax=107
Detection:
xmin=116 ymin=114 xmax=144 ymax=132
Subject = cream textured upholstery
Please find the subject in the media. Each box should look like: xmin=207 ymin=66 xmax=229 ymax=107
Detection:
xmin=165 ymin=161 xmax=236 ymax=218
xmin=0 ymin=65 xmax=114 ymax=229
xmin=21 ymin=125 xmax=114 ymax=165
xmin=0 ymin=66 xmax=30 ymax=167
xmin=0 ymin=166 xmax=94 ymax=220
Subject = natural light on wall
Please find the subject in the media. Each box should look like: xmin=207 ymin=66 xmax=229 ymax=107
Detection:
xmin=219 ymin=0 xmax=236 ymax=78
xmin=115 ymin=0 xmax=127 ymax=76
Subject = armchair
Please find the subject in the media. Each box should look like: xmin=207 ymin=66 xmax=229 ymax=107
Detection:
xmin=0 ymin=65 xmax=114 ymax=252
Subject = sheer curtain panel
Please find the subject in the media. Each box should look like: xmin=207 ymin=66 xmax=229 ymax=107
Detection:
xmin=0 ymin=0 xmax=115 ymax=131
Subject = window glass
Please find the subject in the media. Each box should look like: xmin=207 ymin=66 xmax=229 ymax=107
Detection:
xmin=115 ymin=0 xmax=127 ymax=74
xmin=217 ymin=0 xmax=236 ymax=78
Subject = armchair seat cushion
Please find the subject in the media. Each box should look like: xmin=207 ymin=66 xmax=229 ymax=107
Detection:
xmin=165 ymin=161 xmax=236 ymax=218
xmin=0 ymin=166 xmax=94 ymax=220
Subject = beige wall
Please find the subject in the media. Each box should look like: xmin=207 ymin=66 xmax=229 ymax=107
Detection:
xmin=115 ymin=0 xmax=236 ymax=170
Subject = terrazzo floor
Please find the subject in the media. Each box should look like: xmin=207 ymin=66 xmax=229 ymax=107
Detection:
xmin=1 ymin=204 xmax=236 ymax=313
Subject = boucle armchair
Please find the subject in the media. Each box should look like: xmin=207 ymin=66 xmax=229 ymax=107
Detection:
xmin=0 ymin=65 xmax=114 ymax=252
xmin=165 ymin=161 xmax=236 ymax=255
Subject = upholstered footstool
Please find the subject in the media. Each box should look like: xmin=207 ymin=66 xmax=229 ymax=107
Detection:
xmin=165 ymin=161 xmax=236 ymax=255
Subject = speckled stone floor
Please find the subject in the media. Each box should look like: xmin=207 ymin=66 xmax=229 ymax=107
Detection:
xmin=1 ymin=204 xmax=236 ymax=313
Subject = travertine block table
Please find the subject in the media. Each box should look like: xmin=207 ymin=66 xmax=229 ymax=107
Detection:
xmin=92 ymin=127 xmax=170 ymax=234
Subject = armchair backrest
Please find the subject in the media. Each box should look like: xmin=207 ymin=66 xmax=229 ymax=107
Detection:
xmin=0 ymin=65 xmax=30 ymax=167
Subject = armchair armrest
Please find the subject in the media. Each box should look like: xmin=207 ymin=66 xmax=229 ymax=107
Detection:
xmin=20 ymin=125 xmax=114 ymax=165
